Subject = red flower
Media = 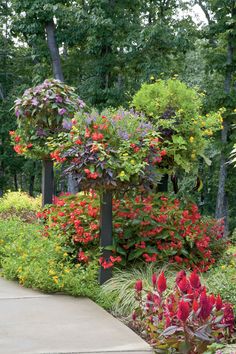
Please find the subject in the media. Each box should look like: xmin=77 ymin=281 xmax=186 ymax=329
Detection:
xmin=135 ymin=279 xmax=143 ymax=292
xmin=174 ymin=255 xmax=183 ymax=263
xmin=85 ymin=128 xmax=90 ymax=138
xmin=160 ymin=149 xmax=167 ymax=156
xmin=9 ymin=130 xmax=15 ymax=136
xmin=13 ymin=145 xmax=24 ymax=154
xmin=177 ymin=300 xmax=190 ymax=322
xmin=199 ymin=292 xmax=213 ymax=320
xmin=192 ymin=299 xmax=199 ymax=312
xmin=215 ymin=294 xmax=223 ymax=311
xmin=177 ymin=276 xmax=189 ymax=293
xmin=152 ymin=273 xmax=157 ymax=288
xmin=110 ymin=255 xmax=122 ymax=263
xmin=75 ymin=139 xmax=82 ymax=145
xmin=92 ymin=132 xmax=104 ymax=141
xmin=77 ymin=251 xmax=89 ymax=263
xmin=189 ymin=272 xmax=201 ymax=289
xmin=14 ymin=135 xmax=21 ymax=143
xmin=143 ymin=253 xmax=157 ymax=262
xmin=157 ymin=271 xmax=167 ymax=293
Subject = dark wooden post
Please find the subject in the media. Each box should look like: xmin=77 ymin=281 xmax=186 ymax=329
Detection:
xmin=42 ymin=159 xmax=54 ymax=206
xmin=99 ymin=190 xmax=113 ymax=285
xmin=157 ymin=174 xmax=168 ymax=192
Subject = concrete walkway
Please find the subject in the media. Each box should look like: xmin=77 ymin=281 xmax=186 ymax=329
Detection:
xmin=0 ymin=277 xmax=153 ymax=354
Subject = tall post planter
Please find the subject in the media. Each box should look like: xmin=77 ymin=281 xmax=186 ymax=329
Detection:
xmin=157 ymin=174 xmax=168 ymax=192
xmin=42 ymin=159 xmax=54 ymax=206
xmin=99 ymin=190 xmax=113 ymax=284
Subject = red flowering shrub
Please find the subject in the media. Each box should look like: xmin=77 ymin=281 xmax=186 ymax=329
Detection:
xmin=133 ymin=271 xmax=235 ymax=353
xmin=112 ymin=194 xmax=225 ymax=272
xmin=37 ymin=193 xmax=226 ymax=271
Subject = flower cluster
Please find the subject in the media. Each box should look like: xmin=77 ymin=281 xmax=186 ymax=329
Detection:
xmin=50 ymin=109 xmax=166 ymax=191
xmin=133 ymin=271 xmax=235 ymax=353
xmin=37 ymin=193 xmax=226 ymax=271
xmin=112 ymin=194 xmax=225 ymax=271
xmin=11 ymin=79 xmax=85 ymax=159
xmin=37 ymin=192 xmax=101 ymax=265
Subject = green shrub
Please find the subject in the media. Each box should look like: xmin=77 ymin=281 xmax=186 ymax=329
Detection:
xmin=0 ymin=191 xmax=41 ymax=212
xmin=0 ymin=218 xmax=100 ymax=299
xmin=132 ymin=79 xmax=223 ymax=172
xmin=0 ymin=191 xmax=41 ymax=222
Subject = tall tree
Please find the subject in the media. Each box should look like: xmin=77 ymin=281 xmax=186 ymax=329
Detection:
xmin=195 ymin=0 xmax=236 ymax=233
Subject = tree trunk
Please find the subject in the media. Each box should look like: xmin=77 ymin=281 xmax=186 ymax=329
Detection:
xmin=29 ymin=162 xmax=36 ymax=197
xmin=45 ymin=20 xmax=64 ymax=81
xmin=14 ymin=173 xmax=18 ymax=191
xmin=45 ymin=19 xmax=77 ymax=193
xmin=99 ymin=191 xmax=113 ymax=284
xmin=215 ymin=28 xmax=235 ymax=234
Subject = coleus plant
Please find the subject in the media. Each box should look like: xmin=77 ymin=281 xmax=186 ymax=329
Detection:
xmin=133 ymin=271 xmax=235 ymax=354
xmin=10 ymin=79 xmax=86 ymax=159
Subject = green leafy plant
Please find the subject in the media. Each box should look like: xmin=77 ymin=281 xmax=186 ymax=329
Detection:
xmin=132 ymin=79 xmax=224 ymax=173
xmin=0 ymin=218 xmax=100 ymax=299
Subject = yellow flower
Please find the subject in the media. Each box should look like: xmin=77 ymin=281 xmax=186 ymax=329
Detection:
xmin=189 ymin=136 xmax=194 ymax=143
xmin=49 ymin=269 xmax=56 ymax=276
xmin=55 ymin=245 xmax=61 ymax=252
xmin=63 ymin=252 xmax=68 ymax=257
xmin=53 ymin=276 xmax=59 ymax=284
xmin=221 ymin=265 xmax=226 ymax=270
xmin=130 ymin=160 xmax=135 ymax=165
xmin=119 ymin=171 xmax=125 ymax=177
xmin=64 ymin=268 xmax=70 ymax=273
xmin=207 ymin=129 xmax=213 ymax=136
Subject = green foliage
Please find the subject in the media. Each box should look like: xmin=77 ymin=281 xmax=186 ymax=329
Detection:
xmin=0 ymin=191 xmax=41 ymax=212
xmin=202 ymin=247 xmax=236 ymax=310
xmin=0 ymin=218 xmax=100 ymax=299
xmin=132 ymin=79 xmax=224 ymax=173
